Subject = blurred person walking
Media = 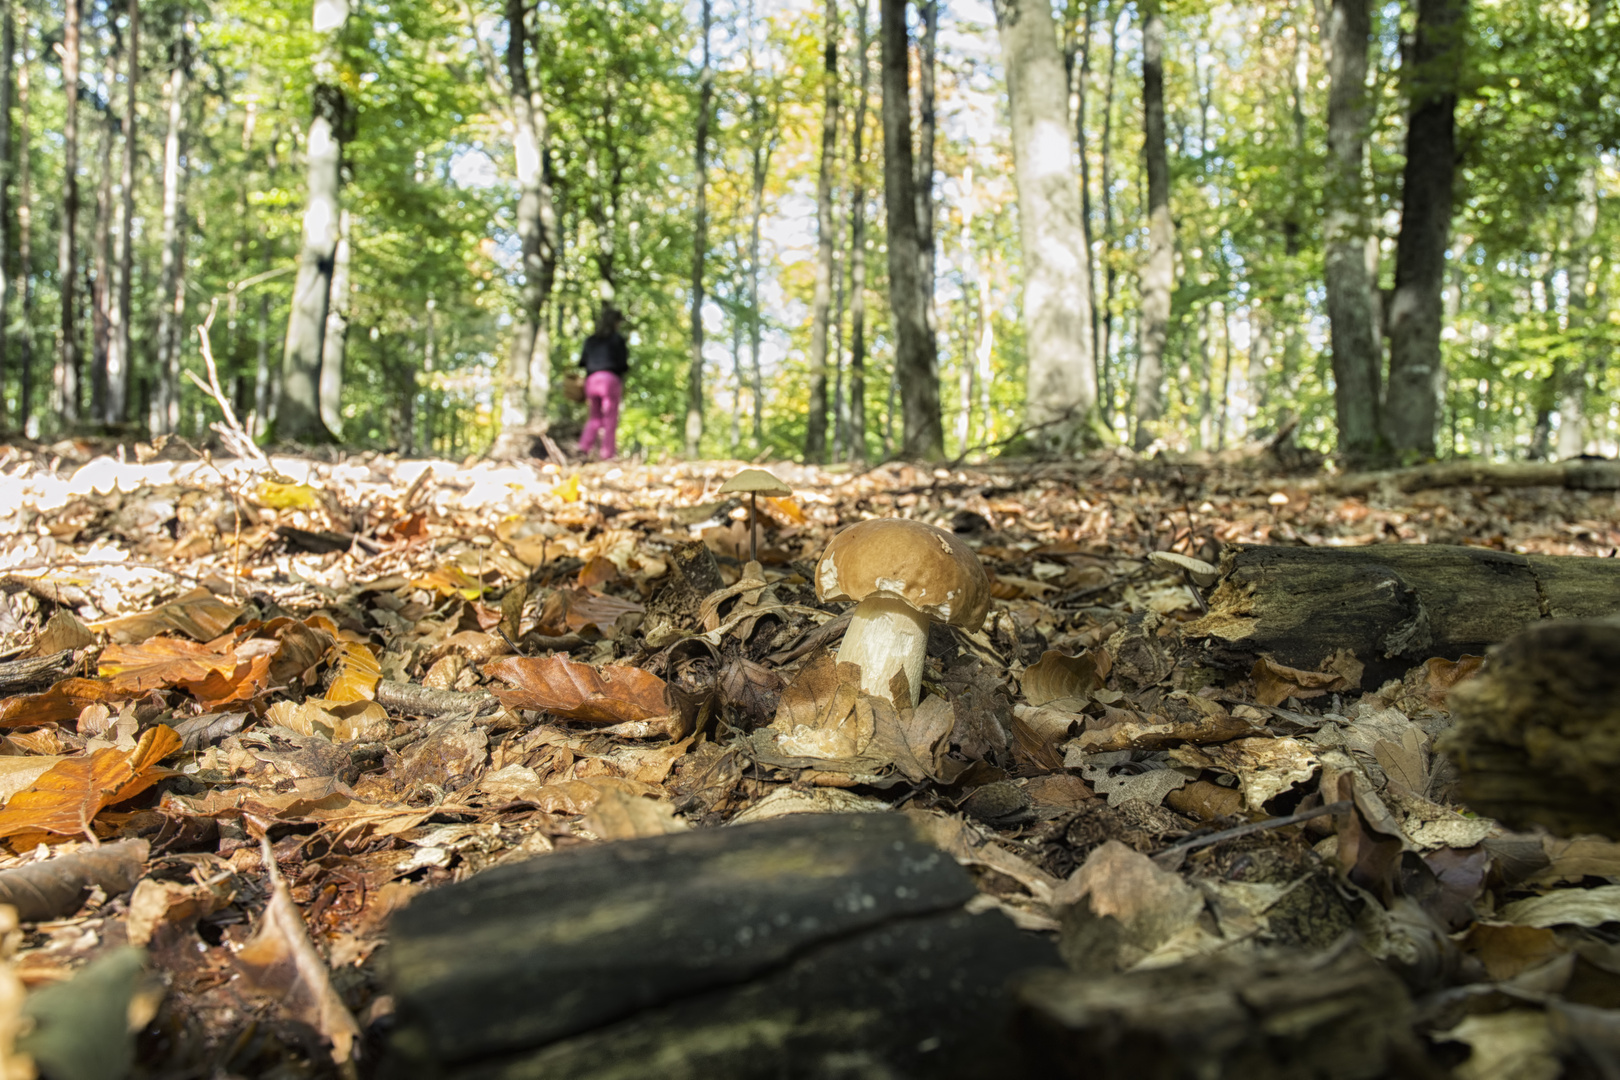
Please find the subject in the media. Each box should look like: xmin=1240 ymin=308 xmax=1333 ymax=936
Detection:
xmin=577 ymin=306 xmax=630 ymax=460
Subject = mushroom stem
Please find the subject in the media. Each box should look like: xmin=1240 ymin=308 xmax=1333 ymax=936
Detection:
xmin=834 ymin=595 xmax=931 ymax=707
xmin=749 ymin=492 xmax=758 ymax=563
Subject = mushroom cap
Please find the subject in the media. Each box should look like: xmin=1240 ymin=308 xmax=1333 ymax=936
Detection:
xmin=816 ymin=518 xmax=991 ymax=629
xmin=1148 ymin=550 xmax=1220 ymax=587
xmin=718 ymin=468 xmax=792 ymax=497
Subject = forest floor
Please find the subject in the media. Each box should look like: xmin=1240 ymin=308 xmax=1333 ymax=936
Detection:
xmin=0 ymin=436 xmax=1617 ymax=1077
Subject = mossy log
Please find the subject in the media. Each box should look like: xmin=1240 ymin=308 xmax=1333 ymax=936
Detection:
xmin=385 ymin=812 xmax=1058 ymax=1079
xmin=1441 ymin=618 xmax=1620 ymax=838
xmin=1324 ymin=457 xmax=1620 ymax=495
xmin=1182 ymin=544 xmax=1620 ymax=687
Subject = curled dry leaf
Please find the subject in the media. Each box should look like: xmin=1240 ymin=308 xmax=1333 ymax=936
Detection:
xmin=234 ymin=874 xmax=361 ymax=1064
xmin=1021 ymin=649 xmax=1111 ymax=708
xmin=126 ymin=876 xmax=234 ymax=948
xmin=530 ymin=776 xmax=666 ymax=815
xmin=0 ymin=838 xmax=149 ymax=922
xmin=1251 ymin=650 xmax=1365 ymax=708
xmin=98 ymin=639 xmax=240 ymax=694
xmin=1170 ymin=736 xmax=1319 ymax=811
xmin=0 ymin=756 xmax=66 ymax=805
xmin=325 ymin=642 xmax=382 ymax=705
xmin=767 ymin=653 xmax=870 ymax=760
xmin=582 ymin=787 xmax=688 ymax=840
xmin=484 ymin=655 xmax=672 ymax=725
xmin=1073 ymin=695 xmax=1257 ymax=753
xmin=266 ymin=699 xmax=390 ymax=742
xmin=536 ymin=588 xmax=645 ymax=636
xmin=0 ymin=678 xmax=122 ymax=728
xmin=0 ymin=725 xmax=182 ymax=846
xmin=91 ymin=586 xmax=243 ymax=644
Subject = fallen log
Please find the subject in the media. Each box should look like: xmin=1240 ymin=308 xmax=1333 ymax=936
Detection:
xmin=1181 ymin=543 xmax=1620 ymax=687
xmin=385 ymin=812 xmax=1058 ymax=1079
xmin=1441 ymin=618 xmax=1620 ymax=838
xmin=1324 ymin=457 xmax=1620 ymax=495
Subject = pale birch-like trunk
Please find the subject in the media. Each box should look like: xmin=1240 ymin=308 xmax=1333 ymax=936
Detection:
xmin=845 ymin=0 xmax=871 ymax=461
xmin=916 ymin=0 xmax=937 ymax=333
xmin=0 ymin=2 xmax=11 ymax=420
xmin=152 ymin=27 xmax=190 ymax=436
xmin=55 ymin=0 xmax=82 ymax=424
xmin=686 ymin=0 xmax=713 ymax=457
xmin=1555 ymin=0 xmax=1607 ymax=459
xmin=104 ymin=0 xmax=137 ymax=426
xmin=15 ymin=32 xmax=31 ymax=429
xmin=880 ymin=0 xmax=942 ymax=459
xmin=1133 ymin=0 xmax=1172 ymax=451
xmin=804 ymin=0 xmax=839 ymax=463
xmin=278 ymin=0 xmax=351 ymax=443
xmin=996 ymin=0 xmax=1100 ymax=450
xmin=317 ymin=209 xmax=350 ymax=436
xmin=1384 ymin=0 xmax=1466 ymax=458
xmin=89 ymin=43 xmax=117 ymax=421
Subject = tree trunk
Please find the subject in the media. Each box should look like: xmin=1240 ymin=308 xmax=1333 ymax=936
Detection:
xmin=152 ymin=26 xmax=189 ymax=436
xmin=0 ymin=0 xmax=11 ymax=427
xmin=55 ymin=0 xmax=82 ymax=426
xmin=491 ymin=0 xmax=560 ymax=459
xmin=880 ymin=0 xmax=942 ymax=460
xmin=1071 ymin=0 xmax=1099 ymax=373
xmin=104 ymin=0 xmax=136 ymax=427
xmin=685 ymin=0 xmax=713 ymax=458
xmin=15 ymin=29 xmax=31 ymax=432
xmin=1132 ymin=1 xmax=1172 ymax=452
xmin=746 ymin=103 xmax=768 ymax=451
xmin=804 ymin=0 xmax=839 ymax=463
xmin=997 ymin=0 xmax=1100 ymax=451
xmin=278 ymin=0 xmax=351 ymax=444
xmin=846 ymin=0 xmax=871 ymax=462
xmin=1559 ymin=97 xmax=1602 ymax=460
xmin=916 ymin=0 xmax=937 ymax=330
xmin=317 ymin=209 xmax=350 ymax=436
xmin=1323 ymin=0 xmax=1384 ymax=465
xmin=89 ymin=41 xmax=118 ymax=423
xmin=1098 ymin=7 xmax=1121 ymax=426
xmin=1384 ymin=0 xmax=1466 ymax=459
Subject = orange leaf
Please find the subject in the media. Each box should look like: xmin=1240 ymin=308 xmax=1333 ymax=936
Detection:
xmin=0 ymin=678 xmax=127 ymax=728
xmin=576 ymin=556 xmax=620 ymax=591
xmin=484 ymin=656 xmax=670 ymax=724
xmin=91 ymin=587 xmax=245 ymax=643
xmin=0 ymin=724 xmax=183 ymax=844
xmin=184 ymin=653 xmax=273 ymax=710
xmin=326 ymin=642 xmax=381 ymax=704
xmin=411 ymin=565 xmax=484 ymax=601
xmin=99 ymin=638 xmax=240 ymax=694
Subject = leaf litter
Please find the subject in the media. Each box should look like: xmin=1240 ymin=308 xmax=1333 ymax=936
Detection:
xmin=0 ymin=445 xmax=1614 ymax=1074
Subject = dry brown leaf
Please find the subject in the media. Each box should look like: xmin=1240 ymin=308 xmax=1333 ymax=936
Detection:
xmin=0 ymin=838 xmax=149 ymax=922
xmin=0 ymin=758 xmax=65 ymax=806
xmin=536 ymin=588 xmax=644 ymax=636
xmin=24 ymin=611 xmax=95 ymax=659
xmin=1417 ymin=654 xmax=1485 ymax=707
xmin=266 ymin=699 xmax=390 ymax=742
xmin=530 ymin=776 xmax=665 ymax=815
xmin=1074 ymin=696 xmax=1256 ymax=753
xmin=126 ymin=876 xmax=234 ymax=947
xmin=184 ymin=653 xmax=273 ymax=710
xmin=484 ymin=656 xmax=670 ymax=724
xmin=1011 ymin=704 xmax=1079 ymax=772
xmin=268 ymin=619 xmax=335 ymax=690
xmin=91 ymin=587 xmax=244 ymax=644
xmin=582 ymin=787 xmax=688 ymax=840
xmin=325 ymin=642 xmax=381 ymax=704
xmin=1251 ymin=649 xmax=1365 ymax=707
xmin=411 ymin=565 xmax=484 ymax=601
xmin=0 ymin=725 xmax=182 ymax=846
xmin=1169 ymin=736 xmax=1319 ymax=810
xmin=767 ymin=653 xmax=870 ymax=760
xmin=0 ymin=678 xmax=125 ymax=728
xmin=576 ymin=556 xmax=620 ymax=590
xmin=235 ymin=871 xmax=361 ymax=1063
xmin=1021 ymin=649 xmax=1110 ymax=707
xmin=99 ymin=639 xmax=239 ymax=694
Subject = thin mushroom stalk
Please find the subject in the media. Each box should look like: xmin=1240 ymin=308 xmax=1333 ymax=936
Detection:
xmin=835 ymin=595 xmax=932 ymax=706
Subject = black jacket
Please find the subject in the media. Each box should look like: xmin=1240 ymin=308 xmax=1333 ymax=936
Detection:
xmin=579 ymin=332 xmax=630 ymax=376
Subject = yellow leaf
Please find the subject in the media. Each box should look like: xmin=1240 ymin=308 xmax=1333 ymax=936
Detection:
xmin=410 ymin=566 xmax=484 ymax=601
xmin=326 ymin=642 xmax=381 ymax=704
xmin=253 ymin=480 xmax=323 ymax=511
xmin=555 ymin=474 xmax=581 ymax=503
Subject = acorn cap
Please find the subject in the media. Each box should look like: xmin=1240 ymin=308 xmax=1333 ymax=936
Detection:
xmin=718 ymin=468 xmax=792 ymax=498
xmin=816 ymin=518 xmax=991 ymax=630
xmin=1148 ymin=550 xmax=1220 ymax=587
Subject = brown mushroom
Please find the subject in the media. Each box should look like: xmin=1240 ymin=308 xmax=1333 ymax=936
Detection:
xmin=815 ymin=518 xmax=991 ymax=706
xmin=718 ymin=468 xmax=792 ymax=563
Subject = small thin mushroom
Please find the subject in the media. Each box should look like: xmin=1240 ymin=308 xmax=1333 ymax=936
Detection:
xmin=1149 ymin=550 xmax=1219 ymax=614
xmin=718 ymin=468 xmax=792 ymax=564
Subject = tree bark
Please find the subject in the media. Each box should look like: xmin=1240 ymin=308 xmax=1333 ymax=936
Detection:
xmin=1323 ymin=0 xmax=1384 ymax=465
xmin=745 ymin=13 xmax=771 ymax=451
xmin=55 ymin=0 xmax=82 ymax=426
xmin=89 ymin=40 xmax=118 ymax=423
xmin=278 ymin=0 xmax=351 ymax=444
xmin=1384 ymin=0 xmax=1466 ymax=459
xmin=0 ymin=1 xmax=11 ymax=426
xmin=1132 ymin=1 xmax=1172 ymax=451
xmin=152 ymin=25 xmax=189 ymax=436
xmin=15 ymin=28 xmax=31 ymax=431
xmin=916 ymin=0 xmax=937 ymax=330
xmin=104 ymin=0 xmax=137 ymax=427
xmin=685 ymin=0 xmax=713 ymax=458
xmin=1071 ymin=0 xmax=1099 ymax=373
xmin=317 ymin=209 xmax=350 ymax=436
xmin=1098 ymin=7 xmax=1121 ymax=425
xmin=880 ymin=0 xmax=943 ymax=460
xmin=845 ymin=0 xmax=871 ymax=462
xmin=804 ymin=0 xmax=839 ymax=463
xmin=997 ymin=0 xmax=1100 ymax=451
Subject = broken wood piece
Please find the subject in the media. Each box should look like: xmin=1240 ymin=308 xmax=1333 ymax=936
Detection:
xmin=387 ymin=812 xmax=1057 ymax=1078
xmin=374 ymin=679 xmax=497 ymax=717
xmin=1442 ymin=618 xmax=1620 ymax=838
xmin=1183 ymin=543 xmax=1620 ymax=687
xmin=0 ymin=838 xmax=148 ymax=922
xmin=1015 ymin=947 xmax=1422 ymax=1079
xmin=0 ymin=651 xmax=75 ymax=694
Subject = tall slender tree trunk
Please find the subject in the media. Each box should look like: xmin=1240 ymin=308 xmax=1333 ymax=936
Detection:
xmin=1384 ymin=0 xmax=1466 ymax=458
xmin=686 ymin=0 xmax=713 ymax=458
xmin=104 ymin=0 xmax=136 ymax=426
xmin=996 ymin=0 xmax=1099 ymax=450
xmin=54 ymin=0 xmax=82 ymax=425
xmin=1097 ymin=7 xmax=1121 ymax=425
xmin=845 ymin=0 xmax=871 ymax=462
xmin=916 ymin=0 xmax=937 ymax=329
xmin=89 ymin=41 xmax=118 ymax=422
xmin=804 ymin=0 xmax=839 ymax=463
xmin=746 ymin=115 xmax=768 ymax=450
xmin=279 ymin=0 xmax=351 ymax=443
xmin=1323 ymin=0 xmax=1383 ymax=464
xmin=880 ymin=0 xmax=942 ymax=459
xmin=152 ymin=26 xmax=189 ymax=436
xmin=491 ymin=0 xmax=561 ymax=457
xmin=1556 ymin=0 xmax=1607 ymax=459
xmin=15 ymin=29 xmax=31 ymax=432
xmin=1132 ymin=0 xmax=1172 ymax=451
xmin=317 ymin=209 xmax=350 ymax=435
xmin=0 ymin=1 xmax=12 ymax=424
xmin=1071 ymin=0 xmax=1099 ymax=373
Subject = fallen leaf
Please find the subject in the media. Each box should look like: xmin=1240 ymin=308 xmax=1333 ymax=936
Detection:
xmin=266 ymin=699 xmax=390 ymax=742
xmin=98 ymin=639 xmax=239 ymax=694
xmin=0 ymin=839 xmax=149 ymax=923
xmin=24 ymin=611 xmax=95 ymax=658
xmin=1251 ymin=650 xmax=1365 ymax=708
xmin=1073 ymin=695 xmax=1257 ymax=753
xmin=1055 ymin=840 xmax=1207 ymax=970
xmin=253 ymin=479 xmax=323 ymax=511
xmin=234 ymin=872 xmax=361 ymax=1063
xmin=1499 ymin=886 xmax=1620 ymax=929
xmin=1169 ymin=736 xmax=1319 ymax=810
xmin=325 ymin=642 xmax=381 ymax=704
xmin=1021 ymin=649 xmax=1110 ymax=708
xmin=1011 ymin=704 xmax=1077 ymax=771
xmin=484 ymin=656 xmax=671 ymax=725
xmin=0 ymin=726 xmax=183 ymax=846
xmin=126 ymin=877 xmax=234 ymax=948
xmin=582 ymin=787 xmax=688 ymax=840
xmin=529 ymin=776 xmax=665 ymax=815
xmin=767 ymin=653 xmax=870 ymax=760
xmin=411 ymin=565 xmax=484 ymax=601
xmin=0 ymin=678 xmax=124 ymax=728
xmin=727 ymin=786 xmax=890 ymax=824
xmin=0 ymin=757 xmax=66 ymax=805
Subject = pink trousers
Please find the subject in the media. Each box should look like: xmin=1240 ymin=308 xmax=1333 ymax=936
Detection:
xmin=578 ymin=371 xmax=623 ymax=460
